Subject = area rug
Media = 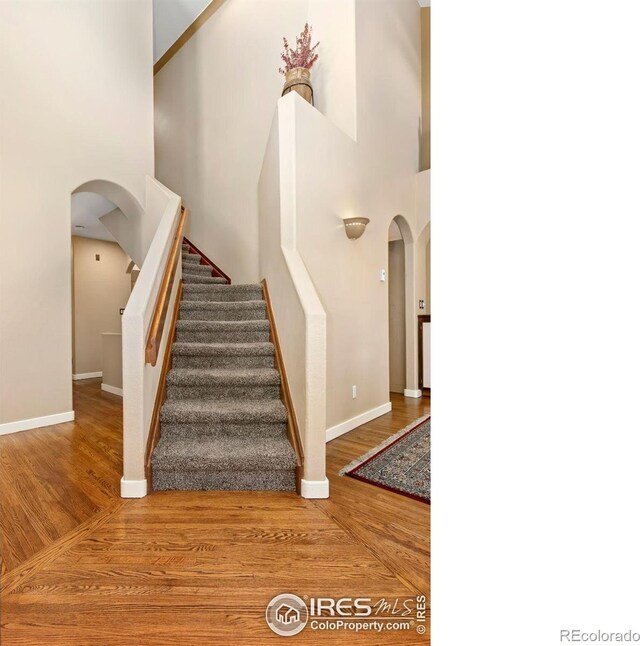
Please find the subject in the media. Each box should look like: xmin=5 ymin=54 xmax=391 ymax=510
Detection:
xmin=339 ymin=415 xmax=430 ymax=503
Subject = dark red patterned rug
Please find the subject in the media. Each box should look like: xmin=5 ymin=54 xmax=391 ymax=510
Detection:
xmin=340 ymin=415 xmax=430 ymax=503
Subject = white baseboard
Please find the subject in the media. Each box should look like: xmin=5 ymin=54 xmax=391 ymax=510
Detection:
xmin=301 ymin=478 xmax=330 ymax=499
xmin=404 ymin=389 xmax=423 ymax=398
xmin=0 ymin=410 xmax=75 ymax=436
xmin=326 ymin=402 xmax=393 ymax=442
xmin=72 ymin=372 xmax=102 ymax=380
xmin=120 ymin=477 xmax=147 ymax=498
xmin=101 ymin=383 xmax=123 ymax=397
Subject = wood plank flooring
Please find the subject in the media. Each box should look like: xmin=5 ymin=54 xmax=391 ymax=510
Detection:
xmin=0 ymin=382 xmax=429 ymax=644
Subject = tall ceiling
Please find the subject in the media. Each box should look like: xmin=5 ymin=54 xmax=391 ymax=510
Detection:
xmin=153 ymin=0 xmax=213 ymax=63
xmin=71 ymin=193 xmax=117 ymax=242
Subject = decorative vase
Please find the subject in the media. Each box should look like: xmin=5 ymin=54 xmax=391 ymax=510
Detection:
xmin=282 ymin=67 xmax=314 ymax=105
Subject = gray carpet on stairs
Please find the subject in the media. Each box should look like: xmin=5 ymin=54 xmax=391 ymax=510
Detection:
xmin=151 ymin=245 xmax=297 ymax=492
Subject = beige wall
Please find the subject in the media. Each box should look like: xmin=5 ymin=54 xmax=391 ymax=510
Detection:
xmin=389 ymin=240 xmax=406 ymax=393
xmin=420 ymin=7 xmax=431 ymax=171
xmin=298 ymin=0 xmax=422 ymax=427
xmin=0 ymin=1 xmax=154 ymax=427
xmin=102 ymin=334 xmax=123 ymax=391
xmin=416 ymin=219 xmax=431 ymax=315
xmin=72 ymin=237 xmax=132 ymax=376
xmin=154 ymin=0 xmax=308 ymax=284
xmin=258 ymin=0 xmax=421 ymax=441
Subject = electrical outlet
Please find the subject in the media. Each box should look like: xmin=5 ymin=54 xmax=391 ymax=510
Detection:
xmin=95 ymin=254 xmax=100 ymax=261
xmin=419 ymin=299 xmax=425 ymax=310
xmin=379 ymin=269 xmax=386 ymax=282
xmin=352 ymin=385 xmax=357 ymax=399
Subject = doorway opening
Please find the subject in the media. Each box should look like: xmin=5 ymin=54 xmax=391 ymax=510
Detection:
xmin=70 ymin=191 xmax=135 ymax=403
xmin=388 ymin=218 xmax=406 ymax=394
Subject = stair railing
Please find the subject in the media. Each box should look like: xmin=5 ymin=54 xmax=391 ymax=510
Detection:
xmin=145 ymin=206 xmax=188 ymax=365
xmin=182 ymin=235 xmax=231 ymax=284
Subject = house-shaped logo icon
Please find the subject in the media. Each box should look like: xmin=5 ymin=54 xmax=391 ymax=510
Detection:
xmin=266 ymin=593 xmax=309 ymax=636
xmin=276 ymin=604 xmax=300 ymax=625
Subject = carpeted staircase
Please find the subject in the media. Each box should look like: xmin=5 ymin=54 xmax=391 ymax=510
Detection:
xmin=151 ymin=243 xmax=297 ymax=491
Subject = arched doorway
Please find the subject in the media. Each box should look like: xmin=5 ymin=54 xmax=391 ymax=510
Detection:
xmin=69 ymin=180 xmax=144 ymax=460
xmin=388 ymin=219 xmax=406 ymax=393
xmin=388 ymin=215 xmax=421 ymax=399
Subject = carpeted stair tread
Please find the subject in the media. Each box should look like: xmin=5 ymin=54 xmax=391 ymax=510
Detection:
xmin=177 ymin=320 xmax=269 ymax=332
xmin=179 ymin=301 xmax=266 ymax=321
xmin=159 ymin=421 xmax=288 ymax=440
xmin=182 ymin=273 xmax=228 ymax=285
xmin=182 ymin=253 xmax=202 ymax=264
xmin=152 ymin=469 xmax=295 ymax=492
xmin=182 ymin=284 xmax=263 ymax=302
xmin=180 ymin=299 xmax=265 ymax=312
xmin=160 ymin=397 xmax=287 ymax=424
xmin=165 ymin=366 xmax=280 ymax=400
xmin=167 ymin=367 xmax=280 ymax=387
xmin=175 ymin=319 xmax=270 ymax=343
xmin=181 ymin=262 xmax=214 ymax=275
xmin=172 ymin=341 xmax=274 ymax=357
xmin=184 ymin=282 xmax=261 ymax=292
xmin=152 ymin=434 xmax=297 ymax=472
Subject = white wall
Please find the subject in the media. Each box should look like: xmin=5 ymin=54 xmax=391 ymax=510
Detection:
xmin=154 ymin=0 xmax=308 ymax=284
xmin=0 ymin=0 xmax=154 ymax=429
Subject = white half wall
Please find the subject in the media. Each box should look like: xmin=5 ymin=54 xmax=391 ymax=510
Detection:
xmin=258 ymin=100 xmax=328 ymax=491
xmin=122 ymin=179 xmax=182 ymax=496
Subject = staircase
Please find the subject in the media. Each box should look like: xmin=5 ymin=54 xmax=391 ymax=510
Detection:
xmin=150 ymin=242 xmax=298 ymax=491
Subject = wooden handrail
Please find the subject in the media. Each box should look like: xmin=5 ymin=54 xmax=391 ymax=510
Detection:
xmin=261 ymin=279 xmax=304 ymax=492
xmin=145 ymin=206 xmax=188 ymax=366
xmin=182 ymin=235 xmax=231 ymax=284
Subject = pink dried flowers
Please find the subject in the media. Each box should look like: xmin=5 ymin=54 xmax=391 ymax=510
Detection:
xmin=279 ymin=23 xmax=319 ymax=75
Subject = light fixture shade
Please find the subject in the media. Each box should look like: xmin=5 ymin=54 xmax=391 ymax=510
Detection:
xmin=343 ymin=217 xmax=370 ymax=240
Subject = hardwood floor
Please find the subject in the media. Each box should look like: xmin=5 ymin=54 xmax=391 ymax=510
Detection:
xmin=0 ymin=379 xmax=122 ymax=574
xmin=318 ymin=393 xmax=430 ymax=598
xmin=0 ymin=382 xmax=429 ymax=644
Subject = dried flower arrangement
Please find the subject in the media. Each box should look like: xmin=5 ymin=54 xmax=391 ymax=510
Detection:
xmin=279 ymin=23 xmax=319 ymax=75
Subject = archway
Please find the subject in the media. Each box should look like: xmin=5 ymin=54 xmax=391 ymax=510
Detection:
xmin=72 ymin=180 xmax=145 ymax=266
xmin=69 ymin=180 xmax=143 ymax=480
xmin=388 ymin=215 xmax=420 ymax=399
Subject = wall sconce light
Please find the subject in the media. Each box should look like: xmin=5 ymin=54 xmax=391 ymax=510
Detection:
xmin=343 ymin=217 xmax=370 ymax=240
